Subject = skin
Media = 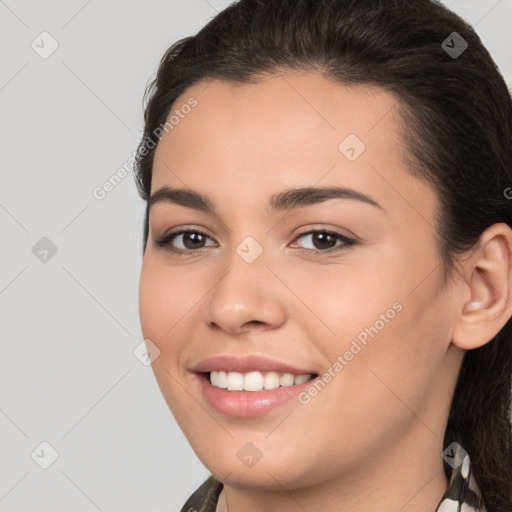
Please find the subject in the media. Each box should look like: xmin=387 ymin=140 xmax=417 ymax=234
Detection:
xmin=138 ymin=70 xmax=512 ymax=512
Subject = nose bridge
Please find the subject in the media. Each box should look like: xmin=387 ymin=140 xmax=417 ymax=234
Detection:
xmin=202 ymin=232 xmax=286 ymax=333
xmin=211 ymin=232 xmax=268 ymax=309
xmin=234 ymin=234 xmax=266 ymax=266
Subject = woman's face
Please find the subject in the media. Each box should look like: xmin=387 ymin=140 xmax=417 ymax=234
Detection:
xmin=139 ymin=71 xmax=463 ymax=489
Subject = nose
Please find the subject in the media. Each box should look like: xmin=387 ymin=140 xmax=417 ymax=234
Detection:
xmin=201 ymin=248 xmax=287 ymax=335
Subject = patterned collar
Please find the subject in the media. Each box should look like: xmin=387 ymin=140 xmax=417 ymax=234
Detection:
xmin=180 ymin=439 xmax=486 ymax=512
xmin=435 ymin=436 xmax=486 ymax=512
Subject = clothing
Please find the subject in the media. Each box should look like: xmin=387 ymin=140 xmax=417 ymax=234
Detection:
xmin=179 ymin=435 xmax=487 ymax=512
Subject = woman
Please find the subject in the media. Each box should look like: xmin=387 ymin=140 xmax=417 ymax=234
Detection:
xmin=134 ymin=0 xmax=512 ymax=511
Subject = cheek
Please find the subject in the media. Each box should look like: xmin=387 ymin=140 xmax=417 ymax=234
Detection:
xmin=138 ymin=259 xmax=192 ymax=352
xmin=288 ymin=257 xmax=401 ymax=349
xmin=138 ymin=259 xmax=202 ymax=421
xmin=139 ymin=262 xmax=164 ymax=340
xmin=303 ymin=247 xmax=449 ymax=412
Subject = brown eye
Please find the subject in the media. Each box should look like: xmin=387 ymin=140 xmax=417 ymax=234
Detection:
xmin=177 ymin=231 xmax=208 ymax=250
xmin=292 ymin=230 xmax=356 ymax=253
xmin=154 ymin=229 xmax=216 ymax=254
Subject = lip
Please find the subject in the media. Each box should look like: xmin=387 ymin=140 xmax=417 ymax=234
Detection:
xmin=191 ymin=354 xmax=317 ymax=375
xmin=195 ymin=372 xmax=319 ymax=417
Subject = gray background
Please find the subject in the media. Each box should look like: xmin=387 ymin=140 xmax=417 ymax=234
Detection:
xmin=1 ymin=1 xmax=511 ymax=511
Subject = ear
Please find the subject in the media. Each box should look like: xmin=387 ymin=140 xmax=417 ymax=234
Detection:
xmin=452 ymin=222 xmax=512 ymax=350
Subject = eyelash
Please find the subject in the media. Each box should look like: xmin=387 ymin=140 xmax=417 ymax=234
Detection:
xmin=154 ymin=228 xmax=356 ymax=256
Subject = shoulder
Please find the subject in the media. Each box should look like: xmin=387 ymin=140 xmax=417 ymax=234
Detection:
xmin=179 ymin=475 xmax=224 ymax=512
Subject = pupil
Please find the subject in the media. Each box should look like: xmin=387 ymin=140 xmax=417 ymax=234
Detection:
xmin=184 ymin=232 xmax=204 ymax=249
xmin=313 ymin=232 xmax=335 ymax=249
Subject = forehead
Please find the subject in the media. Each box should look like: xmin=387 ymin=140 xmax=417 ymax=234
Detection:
xmin=150 ymin=71 xmax=436 ymax=223
xmin=153 ymin=71 xmax=403 ymax=170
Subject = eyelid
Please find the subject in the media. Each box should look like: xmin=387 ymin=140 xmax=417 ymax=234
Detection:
xmin=293 ymin=223 xmax=358 ymax=241
xmin=159 ymin=223 xmax=357 ymax=241
xmin=160 ymin=224 xmax=214 ymax=240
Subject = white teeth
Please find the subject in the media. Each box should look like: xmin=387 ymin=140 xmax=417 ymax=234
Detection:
xmin=217 ymin=371 xmax=228 ymax=388
xmin=244 ymin=371 xmax=264 ymax=391
xmin=279 ymin=373 xmax=295 ymax=387
xmin=294 ymin=374 xmax=311 ymax=385
xmin=226 ymin=372 xmax=244 ymax=391
xmin=264 ymin=371 xmax=280 ymax=390
xmin=209 ymin=370 xmax=313 ymax=391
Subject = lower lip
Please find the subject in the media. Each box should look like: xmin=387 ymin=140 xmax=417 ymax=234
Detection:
xmin=196 ymin=373 xmax=318 ymax=417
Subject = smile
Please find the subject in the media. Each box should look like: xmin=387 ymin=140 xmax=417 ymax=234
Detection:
xmin=196 ymin=371 xmax=319 ymax=417
xmin=208 ymin=370 xmax=314 ymax=391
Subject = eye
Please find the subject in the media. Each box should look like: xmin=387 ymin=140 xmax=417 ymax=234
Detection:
xmin=290 ymin=229 xmax=356 ymax=253
xmin=154 ymin=229 xmax=216 ymax=254
xmin=153 ymin=228 xmax=356 ymax=256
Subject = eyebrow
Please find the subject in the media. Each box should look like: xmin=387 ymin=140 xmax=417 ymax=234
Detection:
xmin=148 ymin=185 xmax=383 ymax=215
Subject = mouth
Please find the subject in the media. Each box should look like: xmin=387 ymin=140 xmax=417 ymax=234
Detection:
xmin=201 ymin=370 xmax=319 ymax=391
xmin=195 ymin=370 xmax=320 ymax=417
xmin=190 ymin=354 xmax=320 ymax=416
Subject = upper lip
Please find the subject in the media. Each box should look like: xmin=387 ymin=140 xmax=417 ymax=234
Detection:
xmin=191 ymin=355 xmax=317 ymax=375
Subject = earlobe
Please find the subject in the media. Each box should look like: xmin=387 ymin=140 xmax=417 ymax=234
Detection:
xmin=452 ymin=223 xmax=512 ymax=350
